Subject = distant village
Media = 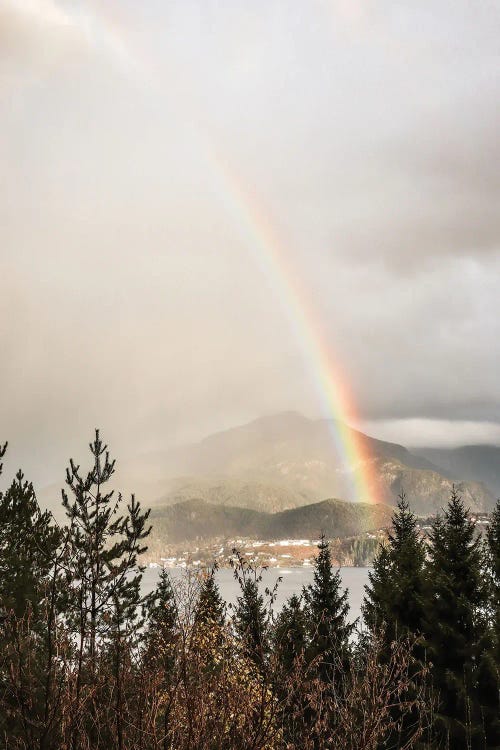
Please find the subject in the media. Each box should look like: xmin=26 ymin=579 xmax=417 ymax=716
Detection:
xmin=143 ymin=511 xmax=494 ymax=570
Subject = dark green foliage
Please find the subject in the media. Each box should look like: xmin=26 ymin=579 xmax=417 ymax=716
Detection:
xmin=423 ymin=488 xmax=495 ymax=749
xmin=1 ymin=433 xmax=499 ymax=749
xmin=62 ymin=431 xmax=151 ymax=750
xmin=486 ymin=499 xmax=500 ymax=652
xmin=232 ymin=552 xmax=270 ymax=669
xmin=145 ymin=568 xmax=178 ymax=683
xmin=147 ymin=568 xmax=178 ymax=639
xmin=483 ymin=499 xmax=500 ymax=744
xmin=363 ymin=497 xmax=429 ymax=750
xmin=63 ymin=430 xmax=151 ymax=656
xmin=0 ymin=470 xmax=60 ymax=621
xmin=363 ymin=494 xmax=427 ymax=644
xmin=303 ymin=535 xmax=354 ymax=683
xmin=196 ymin=565 xmax=225 ymax=627
xmin=273 ymin=594 xmax=307 ymax=674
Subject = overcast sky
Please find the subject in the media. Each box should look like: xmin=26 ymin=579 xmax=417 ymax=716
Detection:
xmin=1 ymin=0 xmax=499 ymax=484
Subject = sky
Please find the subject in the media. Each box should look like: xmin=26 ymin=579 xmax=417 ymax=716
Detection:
xmin=1 ymin=0 xmax=499 ymax=484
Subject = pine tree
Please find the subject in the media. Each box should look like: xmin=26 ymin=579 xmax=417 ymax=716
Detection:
xmin=424 ymin=488 xmax=491 ymax=749
xmin=63 ymin=430 xmax=151 ymax=658
xmin=62 ymin=430 xmax=151 ymax=749
xmin=0 ymin=470 xmax=60 ymax=621
xmin=0 ymin=453 xmax=63 ymax=747
xmin=303 ymin=535 xmax=354 ymax=683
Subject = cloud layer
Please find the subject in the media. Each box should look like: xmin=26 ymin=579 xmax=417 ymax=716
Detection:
xmin=1 ymin=0 xmax=499 ymax=483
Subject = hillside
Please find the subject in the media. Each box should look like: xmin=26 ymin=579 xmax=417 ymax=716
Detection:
xmin=131 ymin=413 xmax=494 ymax=514
xmin=149 ymin=497 xmax=394 ymax=544
xmin=37 ymin=413 xmax=496 ymax=519
xmin=414 ymin=445 xmax=500 ymax=498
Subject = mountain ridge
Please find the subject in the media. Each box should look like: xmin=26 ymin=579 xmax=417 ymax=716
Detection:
xmin=149 ymin=496 xmax=394 ymax=545
xmin=37 ymin=412 xmax=496 ymax=518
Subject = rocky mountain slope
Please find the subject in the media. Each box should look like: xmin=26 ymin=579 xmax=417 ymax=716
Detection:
xmin=414 ymin=445 xmax=500 ymax=499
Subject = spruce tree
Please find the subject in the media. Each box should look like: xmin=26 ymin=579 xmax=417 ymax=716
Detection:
xmin=273 ymin=593 xmax=307 ymax=674
xmin=424 ymin=488 xmax=491 ymax=749
xmin=145 ymin=568 xmax=178 ymax=676
xmin=363 ymin=495 xmax=429 ymax=749
xmin=486 ymin=498 xmax=500 ymax=658
xmin=303 ymin=535 xmax=354 ymax=683
xmin=481 ymin=499 xmax=500 ymax=746
xmin=363 ymin=494 xmax=427 ymax=645
xmin=232 ymin=554 xmax=269 ymax=670
xmin=196 ymin=565 xmax=225 ymax=627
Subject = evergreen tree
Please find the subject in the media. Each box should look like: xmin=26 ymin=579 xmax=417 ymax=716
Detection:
xmin=0 ymin=452 xmax=63 ymax=748
xmin=363 ymin=495 xmax=430 ymax=749
xmin=363 ymin=494 xmax=427 ymax=645
xmin=232 ymin=553 xmax=269 ymax=670
xmin=62 ymin=430 xmax=151 ymax=749
xmin=303 ymin=535 xmax=354 ymax=683
xmin=63 ymin=430 xmax=151 ymax=659
xmin=481 ymin=499 xmax=500 ymax=746
xmin=145 ymin=568 xmax=178 ymax=675
xmin=423 ymin=488 xmax=492 ymax=749
xmin=148 ymin=568 xmax=178 ymax=641
xmin=196 ymin=564 xmax=225 ymax=627
xmin=0 ymin=470 xmax=60 ymax=621
xmin=486 ymin=498 xmax=500 ymax=657
xmin=273 ymin=593 xmax=307 ymax=674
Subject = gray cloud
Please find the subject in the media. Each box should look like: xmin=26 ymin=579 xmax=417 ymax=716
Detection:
xmin=0 ymin=0 xmax=499 ymax=484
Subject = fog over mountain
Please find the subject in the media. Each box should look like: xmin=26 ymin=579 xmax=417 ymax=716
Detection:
xmin=1 ymin=1 xmax=499 ymax=486
xmin=37 ymin=413 xmax=497 ymax=520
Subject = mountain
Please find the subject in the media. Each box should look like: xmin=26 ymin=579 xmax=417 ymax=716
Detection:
xmin=37 ymin=412 xmax=495 ymax=518
xmin=150 ymin=497 xmax=394 ymax=545
xmin=414 ymin=445 xmax=500 ymax=499
xmin=137 ymin=412 xmax=493 ymax=514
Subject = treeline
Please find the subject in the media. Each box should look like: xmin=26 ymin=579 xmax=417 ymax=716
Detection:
xmin=0 ymin=433 xmax=499 ymax=749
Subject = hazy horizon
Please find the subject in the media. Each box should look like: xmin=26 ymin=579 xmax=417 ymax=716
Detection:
xmin=1 ymin=1 xmax=499 ymax=485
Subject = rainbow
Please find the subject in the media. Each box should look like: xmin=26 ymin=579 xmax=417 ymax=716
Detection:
xmin=26 ymin=1 xmax=380 ymax=503
xmin=205 ymin=150 xmax=380 ymax=504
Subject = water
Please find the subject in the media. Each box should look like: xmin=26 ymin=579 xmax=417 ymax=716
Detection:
xmin=141 ymin=566 xmax=370 ymax=624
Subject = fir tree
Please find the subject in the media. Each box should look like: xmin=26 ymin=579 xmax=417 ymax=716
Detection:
xmin=145 ymin=568 xmax=178 ymax=674
xmin=363 ymin=495 xmax=429 ymax=749
xmin=232 ymin=552 xmax=269 ymax=670
xmin=481 ymin=499 xmax=500 ymax=746
xmin=196 ymin=564 xmax=225 ymax=628
xmin=363 ymin=494 xmax=427 ymax=645
xmin=424 ymin=488 xmax=492 ymax=749
xmin=303 ymin=535 xmax=354 ymax=683
xmin=486 ymin=498 xmax=500 ymax=656
xmin=273 ymin=593 xmax=307 ymax=674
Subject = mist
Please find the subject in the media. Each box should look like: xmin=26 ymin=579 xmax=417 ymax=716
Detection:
xmin=1 ymin=0 xmax=499 ymax=485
